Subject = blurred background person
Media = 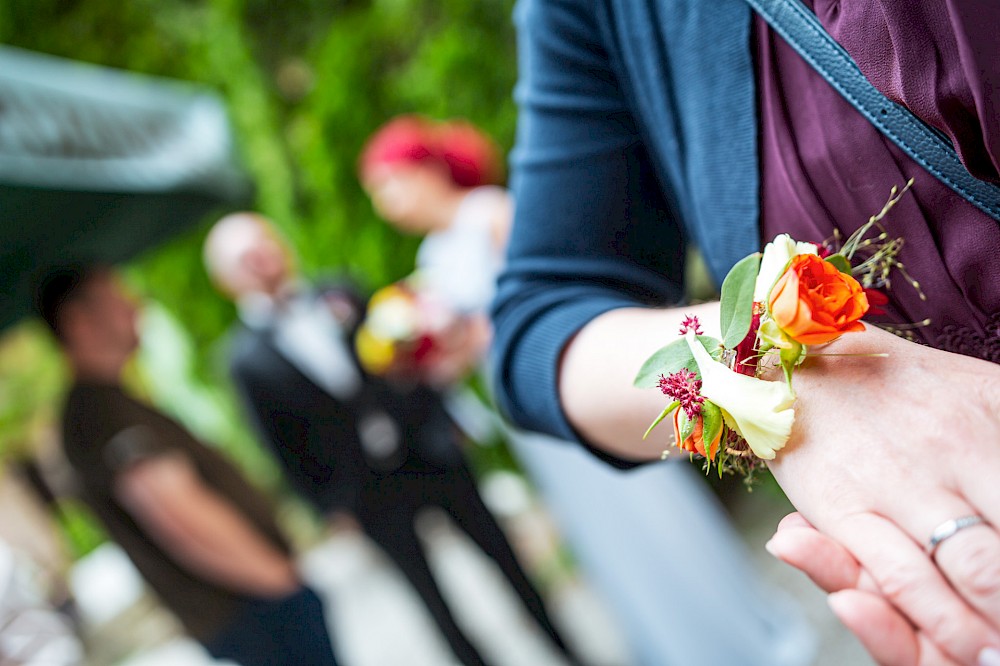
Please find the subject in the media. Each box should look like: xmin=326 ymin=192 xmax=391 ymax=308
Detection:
xmin=34 ymin=265 xmax=339 ymax=666
xmin=357 ymin=115 xmax=816 ymax=666
xmin=204 ymin=213 xmax=581 ymax=666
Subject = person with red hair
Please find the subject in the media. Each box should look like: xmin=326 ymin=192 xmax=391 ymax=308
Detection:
xmin=360 ymin=115 xmax=503 ymax=189
xmin=359 ymin=115 xmax=510 ymax=350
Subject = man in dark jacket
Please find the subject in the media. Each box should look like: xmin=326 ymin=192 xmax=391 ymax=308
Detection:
xmin=204 ymin=212 xmax=579 ymax=666
xmin=36 ymin=265 xmax=338 ymax=666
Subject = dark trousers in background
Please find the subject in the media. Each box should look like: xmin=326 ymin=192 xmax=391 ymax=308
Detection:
xmin=203 ymin=586 xmax=338 ymax=666
xmin=356 ymin=462 xmax=573 ymax=666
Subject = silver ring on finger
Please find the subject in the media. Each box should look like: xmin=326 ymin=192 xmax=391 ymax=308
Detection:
xmin=926 ymin=515 xmax=990 ymax=559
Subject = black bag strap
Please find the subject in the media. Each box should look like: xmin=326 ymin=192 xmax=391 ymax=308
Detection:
xmin=745 ymin=0 xmax=1000 ymax=222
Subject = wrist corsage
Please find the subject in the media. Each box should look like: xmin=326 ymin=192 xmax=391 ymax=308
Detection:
xmin=635 ymin=180 xmax=918 ymax=483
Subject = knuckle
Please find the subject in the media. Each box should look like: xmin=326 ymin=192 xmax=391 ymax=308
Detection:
xmin=872 ymin=560 xmax=922 ymax=606
xmin=947 ymin=540 xmax=1000 ymax=599
xmin=871 ymin=562 xmax=977 ymax=648
xmin=922 ymin=609 xmax=980 ymax=652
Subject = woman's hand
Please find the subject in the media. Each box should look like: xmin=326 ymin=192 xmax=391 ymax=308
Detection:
xmin=767 ymin=325 xmax=1000 ymax=666
xmin=767 ymin=512 xmax=962 ymax=665
xmin=418 ymin=313 xmax=491 ymax=388
xmin=560 ymin=306 xmax=1000 ymax=664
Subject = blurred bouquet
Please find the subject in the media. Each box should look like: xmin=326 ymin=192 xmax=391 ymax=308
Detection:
xmin=356 ymin=280 xmax=449 ymax=375
xmin=356 ymin=277 xmax=488 ymax=385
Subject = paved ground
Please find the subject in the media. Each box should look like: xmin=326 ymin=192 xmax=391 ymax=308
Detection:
xmin=72 ymin=474 xmax=873 ymax=666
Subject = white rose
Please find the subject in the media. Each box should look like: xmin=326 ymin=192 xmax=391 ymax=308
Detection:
xmin=753 ymin=234 xmax=818 ymax=304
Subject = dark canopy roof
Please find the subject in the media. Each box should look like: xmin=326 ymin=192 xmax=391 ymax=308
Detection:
xmin=0 ymin=46 xmax=252 ymax=330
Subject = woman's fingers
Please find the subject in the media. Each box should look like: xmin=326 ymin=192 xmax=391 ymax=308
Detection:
xmin=884 ymin=491 xmax=1000 ymax=634
xmin=828 ymin=590 xmax=959 ymax=666
xmin=775 ymin=511 xmax=812 ymax=531
xmin=929 ymin=520 xmax=1000 ymax=634
xmin=767 ymin=516 xmax=863 ymax=593
xmin=958 ymin=473 xmax=1000 ymax=630
xmin=767 ymin=512 xmax=981 ymax=664
xmin=830 ymin=512 xmax=1000 ymax=666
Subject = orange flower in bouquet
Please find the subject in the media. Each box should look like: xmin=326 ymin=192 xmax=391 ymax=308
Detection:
xmin=768 ymin=254 xmax=869 ymax=345
xmin=672 ymin=410 xmax=722 ymax=462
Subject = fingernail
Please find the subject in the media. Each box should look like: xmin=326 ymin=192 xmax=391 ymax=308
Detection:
xmin=764 ymin=534 xmax=792 ymax=561
xmin=826 ymin=591 xmax=847 ymax=615
xmin=980 ymin=647 xmax=1000 ymax=666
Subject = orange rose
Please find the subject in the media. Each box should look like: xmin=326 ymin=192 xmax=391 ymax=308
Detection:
xmin=672 ymin=409 xmax=722 ymax=462
xmin=768 ymin=254 xmax=869 ymax=345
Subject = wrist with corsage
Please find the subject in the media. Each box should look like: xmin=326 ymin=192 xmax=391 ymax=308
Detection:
xmin=635 ymin=181 xmax=921 ymax=486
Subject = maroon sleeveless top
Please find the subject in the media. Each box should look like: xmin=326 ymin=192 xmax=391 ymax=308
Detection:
xmin=756 ymin=0 xmax=1000 ymax=363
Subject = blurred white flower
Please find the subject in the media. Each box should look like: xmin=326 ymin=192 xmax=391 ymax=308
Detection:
xmin=367 ymin=296 xmax=419 ymax=340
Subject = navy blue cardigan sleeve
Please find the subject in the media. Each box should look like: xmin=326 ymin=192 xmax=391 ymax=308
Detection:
xmin=491 ymin=0 xmax=688 ymax=456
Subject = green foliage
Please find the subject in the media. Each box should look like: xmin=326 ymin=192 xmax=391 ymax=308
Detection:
xmin=0 ymin=324 xmax=66 ymax=461
xmin=633 ymin=335 xmax=721 ymax=388
xmin=779 ymin=341 xmax=804 ymax=390
xmin=825 ymin=253 xmax=852 ymax=275
xmin=642 ymin=400 xmax=679 ymax=440
xmin=54 ymin=500 xmax=109 ymax=560
xmin=719 ymin=252 xmax=760 ymax=349
xmin=700 ymin=401 xmax=723 ymax=454
xmin=677 ymin=409 xmax=696 ymax=443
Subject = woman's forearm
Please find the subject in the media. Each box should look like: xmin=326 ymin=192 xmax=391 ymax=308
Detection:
xmin=558 ymin=301 xmax=722 ymax=461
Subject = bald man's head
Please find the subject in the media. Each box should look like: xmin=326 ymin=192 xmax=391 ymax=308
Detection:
xmin=204 ymin=212 xmax=295 ymax=299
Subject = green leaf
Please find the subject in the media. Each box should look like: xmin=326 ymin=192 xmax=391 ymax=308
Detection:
xmin=757 ymin=318 xmax=788 ymax=351
xmin=715 ymin=437 xmax=729 ymax=478
xmin=633 ymin=335 xmax=722 ymax=388
xmin=779 ymin=342 xmax=804 ymax=390
xmin=699 ymin=335 xmax=723 ymax=360
xmin=633 ymin=339 xmax=696 ymax=388
xmin=700 ymin=401 xmax=723 ymax=459
xmin=825 ymin=253 xmax=852 ymax=274
xmin=720 ymin=253 xmax=761 ymax=349
xmin=643 ymin=401 xmax=679 ymax=440
xmin=678 ymin=410 xmax=697 ymax=443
